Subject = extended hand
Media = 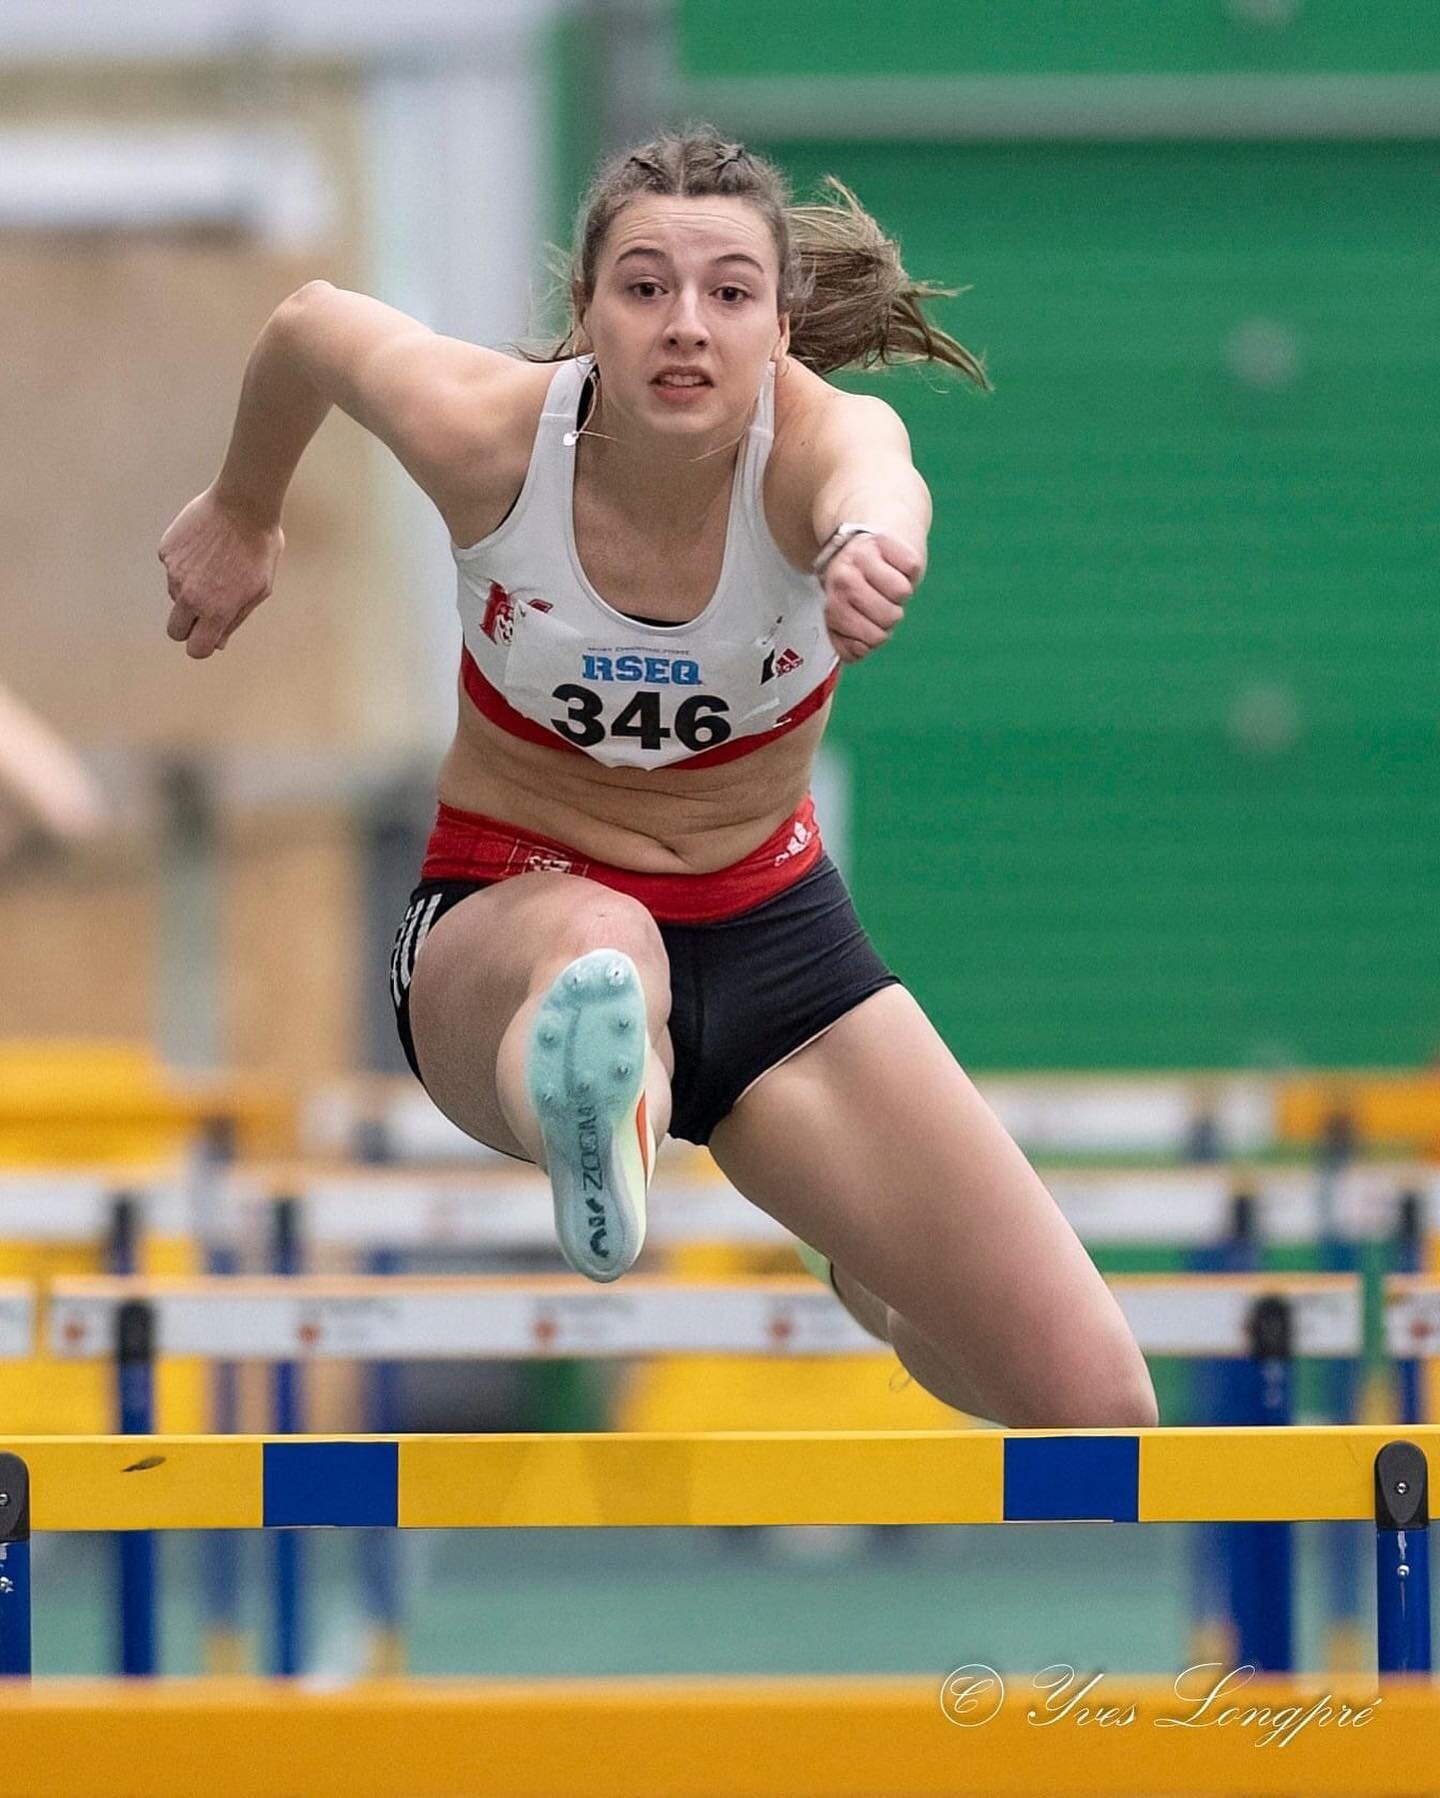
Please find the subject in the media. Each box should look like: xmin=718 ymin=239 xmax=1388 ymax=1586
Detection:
xmin=158 ymin=487 xmax=284 ymax=660
xmin=821 ymin=530 xmax=924 ymax=665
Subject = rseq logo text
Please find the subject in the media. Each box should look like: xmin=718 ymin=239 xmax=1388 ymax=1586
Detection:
xmin=581 ymin=653 xmax=701 ymax=686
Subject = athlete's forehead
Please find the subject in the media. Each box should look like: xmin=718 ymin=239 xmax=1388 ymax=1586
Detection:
xmin=600 ymin=195 xmax=778 ymax=280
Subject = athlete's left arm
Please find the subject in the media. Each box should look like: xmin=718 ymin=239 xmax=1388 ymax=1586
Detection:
xmin=809 ymin=393 xmax=932 ymax=665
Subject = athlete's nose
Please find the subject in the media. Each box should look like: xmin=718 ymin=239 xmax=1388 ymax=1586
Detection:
xmin=663 ymin=287 xmax=708 ymax=348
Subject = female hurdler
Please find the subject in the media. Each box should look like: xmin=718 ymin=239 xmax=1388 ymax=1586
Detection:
xmin=160 ymin=130 xmax=1158 ymax=1429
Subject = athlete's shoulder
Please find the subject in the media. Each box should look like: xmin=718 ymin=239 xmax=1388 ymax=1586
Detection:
xmin=443 ymin=353 xmax=562 ymax=457
xmin=350 ymin=325 xmax=568 ymax=484
xmin=770 ymin=356 xmax=840 ymax=434
xmin=764 ymin=365 xmax=909 ymax=550
xmin=423 ymin=355 xmax=567 ymax=543
xmin=770 ymin=363 xmax=910 ymax=472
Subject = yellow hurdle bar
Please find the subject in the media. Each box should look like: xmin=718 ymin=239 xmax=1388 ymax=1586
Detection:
xmin=0 ymin=1675 xmax=1433 ymax=1796
xmin=0 ymin=1427 xmax=1436 ymax=1531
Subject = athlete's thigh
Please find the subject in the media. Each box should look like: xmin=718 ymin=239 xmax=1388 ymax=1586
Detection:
xmin=707 ymin=983 xmax=1141 ymax=1416
xmin=407 ymin=872 xmax=674 ymax=1159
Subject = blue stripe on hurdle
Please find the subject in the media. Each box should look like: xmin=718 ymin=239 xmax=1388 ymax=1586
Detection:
xmin=1003 ymin=1436 xmax=1140 ymax=1522
xmin=262 ymin=1442 xmax=399 ymax=1529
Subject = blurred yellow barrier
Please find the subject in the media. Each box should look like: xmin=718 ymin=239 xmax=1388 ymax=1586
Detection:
xmin=621 ymin=1240 xmax=968 ymax=1431
xmin=1277 ymin=1071 xmax=1440 ymax=1156
xmin=0 ymin=1674 xmax=1428 ymax=1797
xmin=0 ymin=1039 xmax=294 ymax=1165
xmin=0 ymin=1237 xmax=205 ymax=1435
xmin=0 ymin=1039 xmax=290 ymax=1431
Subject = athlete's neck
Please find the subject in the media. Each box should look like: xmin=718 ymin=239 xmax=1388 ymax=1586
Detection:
xmin=576 ymin=387 xmax=743 ymax=531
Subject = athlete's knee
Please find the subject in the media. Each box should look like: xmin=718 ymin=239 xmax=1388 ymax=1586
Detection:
xmin=531 ymin=881 xmax=671 ymax=1016
xmin=1094 ymin=1355 xmax=1160 ymax=1429
xmin=887 ymin=1307 xmax=1159 ymax=1431
xmin=1010 ymin=1346 xmax=1160 ymax=1431
xmin=830 ymin=1265 xmax=892 ymax=1344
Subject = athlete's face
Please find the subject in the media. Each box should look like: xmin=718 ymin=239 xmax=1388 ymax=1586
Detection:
xmin=579 ymin=196 xmax=789 ymax=437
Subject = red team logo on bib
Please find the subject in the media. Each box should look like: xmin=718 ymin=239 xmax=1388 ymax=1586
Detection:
xmin=480 ymin=581 xmax=514 ymax=645
xmin=481 ymin=583 xmax=552 ymax=645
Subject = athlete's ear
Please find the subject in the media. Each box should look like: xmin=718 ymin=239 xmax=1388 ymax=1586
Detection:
xmin=571 ymin=284 xmax=591 ymax=352
xmin=773 ymin=311 xmax=791 ymax=365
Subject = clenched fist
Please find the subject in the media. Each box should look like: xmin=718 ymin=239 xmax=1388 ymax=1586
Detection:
xmin=157 ymin=487 xmax=284 ymax=659
xmin=820 ymin=529 xmax=924 ymax=665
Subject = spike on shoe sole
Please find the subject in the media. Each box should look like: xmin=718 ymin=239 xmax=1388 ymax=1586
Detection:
xmin=526 ymin=949 xmax=654 ymax=1282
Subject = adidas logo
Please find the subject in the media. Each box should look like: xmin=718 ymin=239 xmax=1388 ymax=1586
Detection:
xmin=760 ymin=645 xmax=804 ymax=684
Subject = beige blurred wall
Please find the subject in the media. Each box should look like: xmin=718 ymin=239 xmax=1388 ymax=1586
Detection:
xmin=0 ymin=60 xmax=429 ymax=751
xmin=0 ymin=841 xmax=158 ymax=1043
xmin=0 ymin=60 xmax=428 ymax=1076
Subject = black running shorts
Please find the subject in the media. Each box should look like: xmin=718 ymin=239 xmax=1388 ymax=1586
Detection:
xmin=389 ymin=853 xmax=900 ymax=1147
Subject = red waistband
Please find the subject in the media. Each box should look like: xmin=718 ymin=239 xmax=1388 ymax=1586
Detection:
xmin=460 ymin=648 xmax=838 ymax=770
xmin=420 ymin=794 xmax=823 ymax=923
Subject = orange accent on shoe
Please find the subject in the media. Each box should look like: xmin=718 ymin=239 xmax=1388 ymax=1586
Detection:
xmin=635 ymin=1090 xmax=650 ymax=1177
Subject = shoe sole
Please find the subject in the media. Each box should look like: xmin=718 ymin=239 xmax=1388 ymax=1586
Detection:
xmin=527 ymin=949 xmax=651 ymax=1282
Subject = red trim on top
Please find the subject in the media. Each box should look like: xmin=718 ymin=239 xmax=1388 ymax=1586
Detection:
xmin=460 ymin=647 xmax=837 ymax=771
xmin=420 ymin=794 xmax=823 ymax=923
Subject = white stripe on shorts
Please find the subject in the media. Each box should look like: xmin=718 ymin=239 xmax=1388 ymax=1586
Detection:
xmin=390 ymin=891 xmax=444 ymax=1009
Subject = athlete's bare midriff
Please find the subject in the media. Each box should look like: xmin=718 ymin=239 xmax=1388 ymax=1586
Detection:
xmin=428 ymin=355 xmax=838 ymax=875
xmin=436 ymin=701 xmax=829 ymax=873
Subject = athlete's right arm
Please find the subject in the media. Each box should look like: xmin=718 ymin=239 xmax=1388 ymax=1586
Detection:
xmin=161 ymin=281 xmax=519 ymax=659
xmin=215 ymin=279 xmax=519 ymax=523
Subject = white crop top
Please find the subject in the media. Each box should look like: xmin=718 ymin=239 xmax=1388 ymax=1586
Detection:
xmin=451 ymin=353 xmax=838 ymax=771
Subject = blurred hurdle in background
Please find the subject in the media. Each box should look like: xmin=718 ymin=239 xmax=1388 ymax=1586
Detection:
xmin=5 ymin=1058 xmax=1440 ymax=1688
xmin=0 ymin=1042 xmax=290 ymax=1681
xmin=0 ymin=1283 xmax=35 ymax=1361
xmin=5 ymin=1152 xmax=1439 ymax=1673
xmin=37 ymin=1266 xmax=1440 ymax=1679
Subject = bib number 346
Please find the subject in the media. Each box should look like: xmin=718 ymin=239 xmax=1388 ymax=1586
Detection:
xmin=550 ymin=685 xmax=731 ymax=752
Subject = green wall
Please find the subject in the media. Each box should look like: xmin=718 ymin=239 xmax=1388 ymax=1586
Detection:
xmin=548 ymin=13 xmax=1440 ymax=1068
xmin=678 ymin=0 xmax=1440 ymax=76
xmin=765 ymin=139 xmax=1439 ymax=1068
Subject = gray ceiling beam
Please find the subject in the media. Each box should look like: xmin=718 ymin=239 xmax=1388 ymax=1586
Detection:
xmin=663 ymin=73 xmax=1440 ymax=141
xmin=0 ymin=0 xmax=568 ymax=64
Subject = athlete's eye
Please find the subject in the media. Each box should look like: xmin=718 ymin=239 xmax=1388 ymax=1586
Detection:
xmin=627 ymin=281 xmax=662 ymax=298
xmin=717 ymin=286 xmax=751 ymax=303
